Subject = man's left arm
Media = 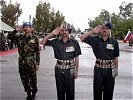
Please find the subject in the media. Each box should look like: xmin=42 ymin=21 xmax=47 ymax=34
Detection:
xmin=114 ymin=57 xmax=118 ymax=77
xmin=74 ymin=40 xmax=82 ymax=79
xmin=75 ymin=57 xmax=79 ymax=79
xmin=113 ymin=40 xmax=119 ymax=77
xmin=35 ymin=38 xmax=40 ymax=71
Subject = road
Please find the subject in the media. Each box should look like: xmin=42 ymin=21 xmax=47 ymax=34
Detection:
xmin=0 ymin=40 xmax=133 ymax=100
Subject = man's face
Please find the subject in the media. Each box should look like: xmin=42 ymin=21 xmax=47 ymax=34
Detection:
xmin=60 ymin=28 xmax=69 ymax=37
xmin=22 ymin=25 xmax=32 ymax=34
xmin=101 ymin=25 xmax=110 ymax=36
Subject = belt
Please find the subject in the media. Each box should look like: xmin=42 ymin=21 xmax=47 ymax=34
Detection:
xmin=57 ymin=60 xmax=71 ymax=65
xmin=19 ymin=56 xmax=34 ymax=62
xmin=95 ymin=58 xmax=114 ymax=68
xmin=56 ymin=59 xmax=75 ymax=69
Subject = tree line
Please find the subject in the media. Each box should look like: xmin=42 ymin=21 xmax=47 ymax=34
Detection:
xmin=0 ymin=0 xmax=133 ymax=39
xmin=88 ymin=1 xmax=133 ymax=39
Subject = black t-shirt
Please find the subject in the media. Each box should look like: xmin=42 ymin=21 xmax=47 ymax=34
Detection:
xmin=83 ymin=35 xmax=119 ymax=60
xmin=49 ymin=38 xmax=82 ymax=60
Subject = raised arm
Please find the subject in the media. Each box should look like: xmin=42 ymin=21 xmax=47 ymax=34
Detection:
xmin=74 ymin=56 xmax=79 ymax=79
xmin=80 ymin=25 xmax=103 ymax=41
xmin=40 ymin=27 xmax=61 ymax=45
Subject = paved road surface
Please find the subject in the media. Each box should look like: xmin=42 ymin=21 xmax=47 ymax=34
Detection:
xmin=0 ymin=41 xmax=133 ymax=100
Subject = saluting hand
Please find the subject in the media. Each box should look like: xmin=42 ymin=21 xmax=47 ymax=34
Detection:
xmin=16 ymin=25 xmax=22 ymax=31
xmin=92 ymin=25 xmax=103 ymax=33
xmin=52 ymin=27 xmax=61 ymax=35
xmin=36 ymin=65 xmax=39 ymax=71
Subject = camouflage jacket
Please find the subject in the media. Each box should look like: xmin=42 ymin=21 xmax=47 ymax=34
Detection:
xmin=16 ymin=33 xmax=40 ymax=65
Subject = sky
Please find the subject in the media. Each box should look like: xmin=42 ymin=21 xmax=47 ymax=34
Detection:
xmin=4 ymin=0 xmax=132 ymax=31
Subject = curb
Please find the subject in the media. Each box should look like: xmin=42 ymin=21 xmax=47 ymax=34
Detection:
xmin=0 ymin=48 xmax=18 ymax=57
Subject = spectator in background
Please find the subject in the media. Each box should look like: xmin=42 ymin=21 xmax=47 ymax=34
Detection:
xmin=0 ymin=31 xmax=6 ymax=51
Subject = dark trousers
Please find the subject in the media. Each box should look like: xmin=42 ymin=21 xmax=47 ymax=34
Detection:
xmin=19 ymin=64 xmax=37 ymax=95
xmin=93 ymin=66 xmax=115 ymax=100
xmin=55 ymin=67 xmax=75 ymax=100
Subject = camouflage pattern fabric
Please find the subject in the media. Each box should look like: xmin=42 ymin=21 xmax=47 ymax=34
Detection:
xmin=17 ymin=33 xmax=40 ymax=93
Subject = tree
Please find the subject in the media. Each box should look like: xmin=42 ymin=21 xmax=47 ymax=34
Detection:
xmin=118 ymin=1 xmax=133 ymax=37
xmin=87 ymin=1 xmax=133 ymax=39
xmin=88 ymin=9 xmax=110 ymax=29
xmin=50 ymin=10 xmax=64 ymax=31
xmin=32 ymin=1 xmax=64 ymax=34
xmin=0 ymin=0 xmax=6 ymax=6
xmin=88 ymin=9 xmax=123 ymax=38
xmin=33 ymin=2 xmax=50 ymax=33
xmin=119 ymin=1 xmax=133 ymax=20
xmin=0 ymin=0 xmax=22 ymax=28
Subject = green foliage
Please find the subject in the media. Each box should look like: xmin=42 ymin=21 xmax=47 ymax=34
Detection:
xmin=32 ymin=1 xmax=64 ymax=34
xmin=119 ymin=1 xmax=133 ymax=20
xmin=1 ymin=0 xmax=132 ymax=36
xmin=88 ymin=9 xmax=111 ymax=29
xmin=87 ymin=1 xmax=133 ymax=39
xmin=0 ymin=0 xmax=22 ymax=28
